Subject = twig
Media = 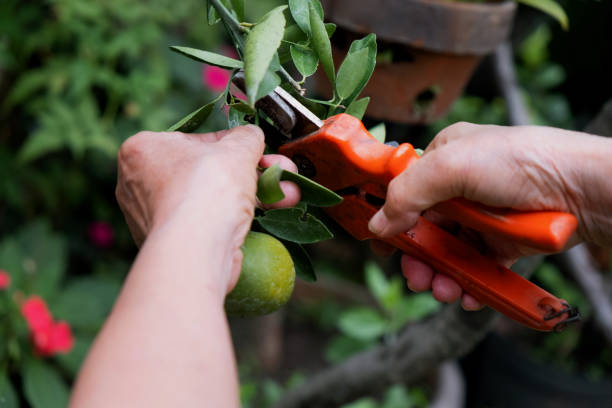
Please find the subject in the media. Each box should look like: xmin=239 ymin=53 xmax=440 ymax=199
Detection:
xmin=559 ymin=245 xmax=612 ymax=345
xmin=280 ymin=67 xmax=306 ymax=96
xmin=493 ymin=42 xmax=529 ymax=126
xmin=430 ymin=360 xmax=465 ymax=408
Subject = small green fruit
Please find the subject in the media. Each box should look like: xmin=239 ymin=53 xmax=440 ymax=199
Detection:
xmin=225 ymin=231 xmax=295 ymax=317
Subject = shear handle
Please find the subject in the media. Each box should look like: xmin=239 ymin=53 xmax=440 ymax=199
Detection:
xmin=325 ymin=195 xmax=577 ymax=332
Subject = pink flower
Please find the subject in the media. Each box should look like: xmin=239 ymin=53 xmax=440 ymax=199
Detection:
xmin=32 ymin=321 xmax=74 ymax=356
xmin=21 ymin=296 xmax=53 ymax=332
xmin=202 ymin=65 xmax=231 ymax=92
xmin=0 ymin=270 xmax=10 ymax=290
xmin=21 ymin=296 xmax=74 ymax=356
xmin=88 ymin=221 xmax=114 ymax=249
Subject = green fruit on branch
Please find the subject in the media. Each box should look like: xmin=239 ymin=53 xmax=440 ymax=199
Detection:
xmin=225 ymin=231 xmax=295 ymax=317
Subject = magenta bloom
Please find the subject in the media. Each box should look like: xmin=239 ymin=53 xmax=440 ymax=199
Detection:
xmin=21 ymin=296 xmax=74 ymax=356
xmin=0 ymin=270 xmax=10 ymax=290
xmin=88 ymin=221 xmax=114 ymax=249
xmin=202 ymin=65 xmax=232 ymax=92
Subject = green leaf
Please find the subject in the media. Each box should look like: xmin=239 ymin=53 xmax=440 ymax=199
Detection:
xmin=244 ymin=6 xmax=287 ymax=105
xmin=256 ymin=208 xmax=333 ymax=243
xmin=167 ymin=92 xmax=224 ymax=133
xmin=52 ymin=277 xmax=120 ymax=330
xmin=230 ymin=0 xmax=245 ymax=21
xmin=207 ymin=1 xmax=220 ymax=25
xmin=282 ymin=240 xmax=316 ymax=282
xmin=325 ymin=335 xmax=371 ymax=363
xmin=288 ymin=0 xmax=323 ymax=36
xmin=279 ymin=24 xmax=308 ymax=64
xmin=336 ymin=47 xmax=370 ymax=100
xmin=55 ymin=336 xmax=94 ymax=377
xmin=325 ymin=23 xmax=337 ymax=38
xmin=309 ymin=1 xmax=334 ymax=85
xmin=280 ymin=170 xmax=342 ymax=207
xmin=228 ymin=106 xmax=247 ymax=129
xmin=368 ymin=123 xmax=385 ymax=143
xmin=0 ymin=374 xmax=18 ymax=408
xmin=338 ymin=307 xmax=387 ymax=341
xmin=345 ymin=97 xmax=370 ymax=120
xmin=16 ymin=220 xmax=67 ymax=299
xmin=169 ymin=46 xmax=243 ymax=69
xmin=228 ymin=101 xmax=256 ymax=115
xmin=23 ymin=360 xmax=70 ymax=408
xmin=342 ymin=34 xmax=377 ymax=105
xmin=518 ymin=0 xmax=568 ymax=30
xmin=389 ymin=294 xmax=440 ymax=332
xmin=258 ymin=164 xmax=285 ymax=204
xmin=255 ymin=69 xmax=281 ymax=101
xmin=364 ymin=262 xmax=389 ymax=305
xmin=290 ymin=44 xmax=319 ymax=78
xmin=382 ymin=385 xmax=413 ymax=408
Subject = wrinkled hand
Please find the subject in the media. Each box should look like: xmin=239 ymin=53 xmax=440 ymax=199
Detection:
xmin=368 ymin=122 xmax=612 ymax=309
xmin=116 ymin=125 xmax=300 ymax=292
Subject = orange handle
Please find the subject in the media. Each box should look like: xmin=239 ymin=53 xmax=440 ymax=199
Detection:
xmin=325 ymin=195 xmax=576 ymax=331
xmin=280 ymin=114 xmax=577 ymax=252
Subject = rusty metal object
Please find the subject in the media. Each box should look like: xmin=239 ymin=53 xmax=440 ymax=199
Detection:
xmin=323 ymin=0 xmax=516 ymax=55
xmin=316 ymin=44 xmax=481 ymax=123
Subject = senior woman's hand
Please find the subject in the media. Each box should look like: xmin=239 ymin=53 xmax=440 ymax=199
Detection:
xmin=115 ymin=125 xmax=300 ymax=293
xmin=369 ymin=122 xmax=612 ymax=310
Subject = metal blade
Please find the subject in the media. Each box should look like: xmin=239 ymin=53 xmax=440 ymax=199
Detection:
xmin=231 ymin=72 xmax=322 ymax=139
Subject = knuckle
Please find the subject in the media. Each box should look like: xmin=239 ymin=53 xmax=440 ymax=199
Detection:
xmin=118 ymin=132 xmax=150 ymax=163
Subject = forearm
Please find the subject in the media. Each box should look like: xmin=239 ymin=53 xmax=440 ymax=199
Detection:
xmin=71 ymin=203 xmax=240 ymax=407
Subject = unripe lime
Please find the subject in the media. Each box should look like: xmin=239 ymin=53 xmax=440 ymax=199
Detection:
xmin=225 ymin=231 xmax=295 ymax=317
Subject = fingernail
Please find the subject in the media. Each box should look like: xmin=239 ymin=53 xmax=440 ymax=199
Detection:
xmin=368 ymin=210 xmax=388 ymax=236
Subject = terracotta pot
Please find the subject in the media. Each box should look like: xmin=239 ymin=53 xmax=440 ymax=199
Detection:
xmin=319 ymin=0 xmax=516 ymax=123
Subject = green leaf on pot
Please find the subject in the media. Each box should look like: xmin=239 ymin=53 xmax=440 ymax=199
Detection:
xmin=0 ymin=374 xmax=18 ymax=408
xmin=345 ymin=97 xmax=370 ymax=120
xmin=244 ymin=6 xmax=287 ymax=105
xmin=325 ymin=23 xmax=337 ymax=38
xmin=279 ymin=24 xmax=308 ymax=63
xmin=280 ymin=170 xmax=342 ymax=207
xmin=336 ymin=47 xmax=370 ymax=100
xmin=338 ymin=307 xmax=387 ymax=341
xmin=258 ymin=164 xmax=285 ymax=204
xmin=341 ymin=34 xmax=377 ymax=105
xmin=368 ymin=123 xmax=385 ymax=144
xmin=167 ymin=92 xmax=224 ymax=132
xmin=23 ymin=359 xmax=70 ymax=408
xmin=309 ymin=1 xmax=335 ymax=85
xmin=228 ymin=101 xmax=256 ymax=115
xmin=518 ymin=0 xmax=568 ymax=30
xmin=283 ymin=240 xmax=317 ymax=282
xmin=290 ymin=44 xmax=319 ymax=77
xmin=169 ymin=46 xmax=243 ymax=69
xmin=256 ymin=208 xmax=333 ymax=243
xmin=288 ymin=0 xmax=324 ymax=36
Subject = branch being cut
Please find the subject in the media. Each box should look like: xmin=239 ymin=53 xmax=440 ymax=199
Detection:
xmin=274 ymin=257 xmax=542 ymax=408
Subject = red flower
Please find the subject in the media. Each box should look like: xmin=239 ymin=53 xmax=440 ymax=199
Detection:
xmin=21 ymin=296 xmax=53 ymax=332
xmin=88 ymin=221 xmax=115 ymax=249
xmin=0 ymin=270 xmax=10 ymax=289
xmin=202 ymin=65 xmax=231 ymax=92
xmin=32 ymin=321 xmax=74 ymax=356
xmin=21 ymin=296 xmax=74 ymax=356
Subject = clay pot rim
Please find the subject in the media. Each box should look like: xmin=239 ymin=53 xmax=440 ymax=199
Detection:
xmin=323 ymin=0 xmax=516 ymax=55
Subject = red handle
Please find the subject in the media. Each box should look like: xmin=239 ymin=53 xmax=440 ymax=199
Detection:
xmin=325 ymin=195 xmax=576 ymax=332
xmin=280 ymin=114 xmax=577 ymax=252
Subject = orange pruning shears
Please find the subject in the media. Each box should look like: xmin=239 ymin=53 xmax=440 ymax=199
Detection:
xmin=234 ymin=75 xmax=580 ymax=332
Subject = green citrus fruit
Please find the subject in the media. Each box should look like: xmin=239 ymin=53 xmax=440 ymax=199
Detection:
xmin=225 ymin=231 xmax=295 ymax=317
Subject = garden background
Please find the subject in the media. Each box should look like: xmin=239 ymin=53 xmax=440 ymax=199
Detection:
xmin=1 ymin=0 xmax=612 ymax=407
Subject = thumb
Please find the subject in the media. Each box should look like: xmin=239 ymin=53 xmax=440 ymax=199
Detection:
xmin=217 ymin=124 xmax=266 ymax=167
xmin=368 ymin=148 xmax=465 ymax=237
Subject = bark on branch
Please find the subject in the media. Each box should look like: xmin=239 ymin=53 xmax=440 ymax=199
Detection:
xmin=274 ymin=257 xmax=542 ymax=408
